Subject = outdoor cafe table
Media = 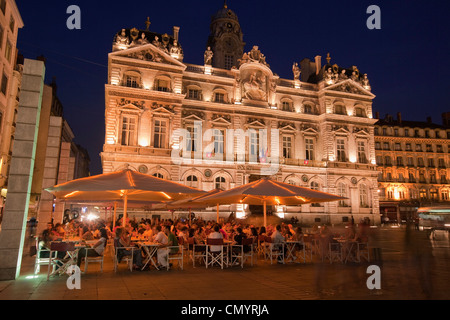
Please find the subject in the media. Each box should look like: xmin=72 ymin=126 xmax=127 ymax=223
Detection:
xmin=137 ymin=242 xmax=161 ymax=270
xmin=285 ymin=240 xmax=303 ymax=263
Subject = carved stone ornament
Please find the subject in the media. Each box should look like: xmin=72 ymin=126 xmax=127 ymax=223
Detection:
xmin=292 ymin=62 xmax=300 ymax=80
xmin=212 ymin=114 xmax=231 ymax=122
xmin=332 ymin=124 xmax=349 ymax=132
xmin=151 ymin=102 xmax=174 ymax=113
xmin=247 ymin=117 xmax=265 ymax=125
xmin=238 ymin=45 xmax=269 ymax=68
xmin=182 ymin=109 xmax=205 ymax=120
xmin=117 ymin=99 xmax=145 ymax=109
xmin=243 ymin=71 xmax=267 ymax=101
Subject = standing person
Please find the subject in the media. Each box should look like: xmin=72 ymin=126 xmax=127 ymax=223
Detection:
xmin=154 ymin=225 xmax=169 ymax=268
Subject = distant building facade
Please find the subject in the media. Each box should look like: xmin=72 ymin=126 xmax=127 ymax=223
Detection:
xmin=101 ymin=4 xmax=380 ymax=225
xmin=375 ymin=112 xmax=450 ymax=223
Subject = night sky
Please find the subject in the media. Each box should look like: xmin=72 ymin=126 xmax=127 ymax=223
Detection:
xmin=15 ymin=0 xmax=450 ymax=175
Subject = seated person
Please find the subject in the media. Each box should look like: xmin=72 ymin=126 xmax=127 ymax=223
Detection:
xmin=77 ymin=228 xmax=108 ymax=268
xmin=115 ymin=227 xmax=143 ymax=270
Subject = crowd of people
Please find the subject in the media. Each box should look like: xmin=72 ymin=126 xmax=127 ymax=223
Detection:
xmin=37 ymin=215 xmax=372 ymax=270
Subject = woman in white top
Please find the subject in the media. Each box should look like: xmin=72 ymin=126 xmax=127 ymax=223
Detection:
xmin=77 ymin=228 xmax=108 ymax=268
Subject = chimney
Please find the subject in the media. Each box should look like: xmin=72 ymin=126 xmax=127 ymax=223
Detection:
xmin=397 ymin=112 xmax=402 ymax=124
xmin=36 ymin=55 xmax=46 ymax=66
xmin=375 ymin=111 xmax=380 ymax=119
xmin=173 ymin=26 xmax=180 ymax=42
xmin=442 ymin=112 xmax=450 ymax=127
xmin=315 ymin=55 xmax=321 ymax=75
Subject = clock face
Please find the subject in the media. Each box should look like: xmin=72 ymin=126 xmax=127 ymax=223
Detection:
xmin=227 ymin=22 xmax=232 ymax=29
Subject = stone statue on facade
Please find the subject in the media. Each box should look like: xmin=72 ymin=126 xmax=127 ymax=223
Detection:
xmin=243 ymin=71 xmax=266 ymax=101
xmin=115 ymin=29 xmax=129 ymax=47
xmin=292 ymin=62 xmax=300 ymax=80
xmin=204 ymin=46 xmax=213 ymax=65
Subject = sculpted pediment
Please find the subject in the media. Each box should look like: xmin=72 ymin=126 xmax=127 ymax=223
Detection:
xmin=324 ymin=79 xmax=375 ymax=98
xmin=111 ymin=43 xmax=185 ymax=68
xmin=151 ymin=103 xmax=175 ymax=115
xmin=117 ymin=99 xmax=145 ymax=110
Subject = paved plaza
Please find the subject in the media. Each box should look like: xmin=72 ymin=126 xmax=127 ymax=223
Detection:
xmin=0 ymin=226 xmax=449 ymax=302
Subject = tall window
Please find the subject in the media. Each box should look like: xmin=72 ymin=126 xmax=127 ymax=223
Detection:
xmin=310 ymin=181 xmax=319 ymax=191
xmin=0 ymin=0 xmax=6 ymax=15
xmin=224 ymin=55 xmax=234 ymax=70
xmin=188 ymin=88 xmax=200 ymax=100
xmin=214 ymin=92 xmax=225 ymax=103
xmin=4 ymin=40 xmax=11 ymax=63
xmin=305 ymin=138 xmax=314 ymax=160
xmin=357 ymin=141 xmax=367 ymax=163
xmin=213 ymin=129 xmax=224 ymax=155
xmin=215 ymin=176 xmax=226 ymax=190
xmin=186 ymin=175 xmax=198 ymax=188
xmin=121 ymin=116 xmax=136 ymax=146
xmin=396 ymin=156 xmax=403 ymax=166
xmin=153 ymin=119 xmax=167 ymax=148
xmin=355 ymin=107 xmax=365 ymax=117
xmin=281 ymin=100 xmax=292 ymax=111
xmin=282 ymin=136 xmax=292 ymax=159
xmin=186 ymin=125 xmax=199 ymax=152
xmin=9 ymin=15 xmax=14 ymax=32
xmin=337 ymin=183 xmax=348 ymax=207
xmin=125 ymin=75 xmax=138 ymax=88
xmin=249 ymin=130 xmax=260 ymax=162
xmin=155 ymin=78 xmax=170 ymax=92
xmin=1 ymin=73 xmax=7 ymax=95
xmin=359 ymin=184 xmax=368 ymax=207
xmin=304 ymin=104 xmax=313 ymax=114
xmin=335 ymin=104 xmax=346 ymax=115
xmin=336 ymin=138 xmax=346 ymax=162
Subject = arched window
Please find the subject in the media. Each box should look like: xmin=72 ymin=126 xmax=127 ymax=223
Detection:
xmin=280 ymin=98 xmax=293 ymax=112
xmin=123 ymin=70 xmax=141 ymax=88
xmin=215 ymin=176 xmax=226 ymax=190
xmin=303 ymin=104 xmax=315 ymax=114
xmin=154 ymin=76 xmax=171 ymax=92
xmin=213 ymin=88 xmax=227 ymax=103
xmin=310 ymin=181 xmax=320 ymax=190
xmin=186 ymin=175 xmax=198 ymax=188
xmin=359 ymin=184 xmax=368 ymax=207
xmin=337 ymin=182 xmax=348 ymax=207
xmin=334 ymin=104 xmax=346 ymax=115
xmin=354 ymin=107 xmax=366 ymax=117
xmin=153 ymin=172 xmax=164 ymax=179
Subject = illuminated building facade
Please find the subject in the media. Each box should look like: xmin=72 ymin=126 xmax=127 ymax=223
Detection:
xmin=375 ymin=112 xmax=450 ymax=223
xmin=0 ymin=0 xmax=23 ymax=212
xmin=101 ymin=4 xmax=381 ymax=225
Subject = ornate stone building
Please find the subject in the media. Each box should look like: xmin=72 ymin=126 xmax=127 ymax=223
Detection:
xmin=101 ymin=4 xmax=381 ymax=225
xmin=375 ymin=112 xmax=450 ymax=223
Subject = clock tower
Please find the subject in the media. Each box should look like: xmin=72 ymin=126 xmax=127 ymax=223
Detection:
xmin=207 ymin=1 xmax=245 ymax=70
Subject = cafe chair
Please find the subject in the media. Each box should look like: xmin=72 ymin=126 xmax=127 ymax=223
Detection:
xmin=264 ymin=236 xmax=285 ymax=264
xmin=82 ymin=248 xmax=105 ymax=273
xmin=356 ymin=242 xmax=370 ymax=262
xmin=230 ymin=238 xmax=254 ymax=268
xmin=34 ymin=238 xmax=57 ymax=274
xmin=327 ymin=242 xmax=343 ymax=264
xmin=206 ymin=238 xmax=225 ymax=269
xmin=166 ymin=245 xmax=184 ymax=271
xmin=188 ymin=238 xmax=207 ymax=268
xmin=113 ymin=239 xmax=136 ymax=272
xmin=257 ymin=235 xmax=269 ymax=259
xmin=47 ymin=242 xmax=76 ymax=280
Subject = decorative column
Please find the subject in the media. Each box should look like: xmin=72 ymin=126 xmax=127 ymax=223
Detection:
xmin=0 ymin=59 xmax=45 ymax=280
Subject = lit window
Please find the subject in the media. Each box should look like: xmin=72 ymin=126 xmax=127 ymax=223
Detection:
xmin=282 ymin=136 xmax=292 ymax=159
xmin=359 ymin=184 xmax=368 ymax=207
xmin=186 ymin=175 xmax=198 ymax=188
xmin=357 ymin=141 xmax=367 ymax=163
xmin=153 ymin=119 xmax=167 ymax=148
xmin=305 ymin=138 xmax=314 ymax=160
xmin=213 ymin=129 xmax=224 ymax=154
xmin=214 ymin=92 xmax=225 ymax=103
xmin=155 ymin=78 xmax=170 ymax=92
xmin=215 ymin=176 xmax=226 ymax=190
xmin=126 ymin=75 xmax=138 ymax=88
xmin=336 ymin=139 xmax=346 ymax=162
xmin=121 ymin=116 xmax=137 ymax=146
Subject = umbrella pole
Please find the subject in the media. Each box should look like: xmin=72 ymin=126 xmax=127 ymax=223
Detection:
xmin=122 ymin=194 xmax=128 ymax=227
xmin=113 ymin=201 xmax=117 ymax=230
xmin=216 ymin=203 xmax=219 ymax=223
xmin=189 ymin=208 xmax=191 ymax=226
xmin=263 ymin=200 xmax=267 ymax=228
